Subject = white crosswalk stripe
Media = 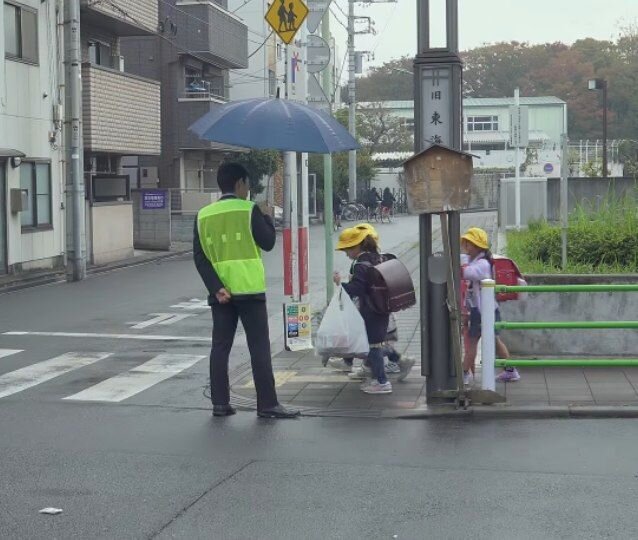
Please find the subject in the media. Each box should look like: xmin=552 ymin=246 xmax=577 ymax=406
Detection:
xmin=63 ymin=353 xmax=205 ymax=403
xmin=0 ymin=349 xmax=23 ymax=359
xmin=0 ymin=352 xmax=112 ymax=399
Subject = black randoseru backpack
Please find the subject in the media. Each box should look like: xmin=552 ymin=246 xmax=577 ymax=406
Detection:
xmin=359 ymin=254 xmax=416 ymax=314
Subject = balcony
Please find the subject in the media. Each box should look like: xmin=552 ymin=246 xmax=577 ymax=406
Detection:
xmin=82 ymin=64 xmax=161 ymax=155
xmin=80 ymin=0 xmax=158 ymax=36
xmin=173 ymin=1 xmax=248 ymax=69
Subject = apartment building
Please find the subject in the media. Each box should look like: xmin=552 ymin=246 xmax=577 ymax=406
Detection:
xmin=122 ymin=0 xmax=248 ymax=196
xmin=79 ymin=0 xmax=161 ymax=190
xmin=1 ymin=0 xmax=65 ymax=275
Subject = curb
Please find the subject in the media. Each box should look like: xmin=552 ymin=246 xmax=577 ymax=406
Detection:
xmin=0 ymin=249 xmax=192 ymax=295
xmin=391 ymin=404 xmax=638 ymax=420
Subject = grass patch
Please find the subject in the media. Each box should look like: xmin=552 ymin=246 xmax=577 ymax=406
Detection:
xmin=505 ymin=196 xmax=638 ymax=274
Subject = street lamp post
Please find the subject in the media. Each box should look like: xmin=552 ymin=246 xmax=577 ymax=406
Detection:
xmin=588 ymin=78 xmax=608 ymax=178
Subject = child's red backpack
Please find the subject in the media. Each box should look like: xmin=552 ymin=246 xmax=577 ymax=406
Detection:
xmin=492 ymin=255 xmax=527 ymax=302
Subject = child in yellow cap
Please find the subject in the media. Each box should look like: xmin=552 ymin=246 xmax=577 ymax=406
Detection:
xmin=328 ymin=224 xmax=414 ymax=382
xmin=332 ymin=225 xmax=414 ymax=393
xmin=461 ymin=227 xmax=519 ymax=384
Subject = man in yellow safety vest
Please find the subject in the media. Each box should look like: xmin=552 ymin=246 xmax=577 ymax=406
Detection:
xmin=194 ymin=163 xmax=300 ymax=419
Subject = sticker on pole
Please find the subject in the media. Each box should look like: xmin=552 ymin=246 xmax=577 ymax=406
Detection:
xmin=265 ymin=0 xmax=309 ymax=45
xmin=284 ymin=302 xmax=313 ymax=351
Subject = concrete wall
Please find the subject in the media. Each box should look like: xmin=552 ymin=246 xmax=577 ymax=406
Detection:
xmin=171 ymin=214 xmax=196 ymax=243
xmin=89 ymin=203 xmax=134 ymax=265
xmin=132 ymin=190 xmax=171 ymax=250
xmin=500 ymin=275 xmax=638 ymax=357
xmin=546 ymin=177 xmax=638 ymax=222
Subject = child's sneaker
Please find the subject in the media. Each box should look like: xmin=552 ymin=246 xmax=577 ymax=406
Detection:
xmin=496 ymin=368 xmax=521 ymax=382
xmin=348 ymin=365 xmax=372 ymax=380
xmin=385 ymin=361 xmax=401 ymax=374
xmin=463 ymin=371 xmax=473 ymax=386
xmin=361 ymin=380 xmax=393 ymax=394
xmin=327 ymin=358 xmax=352 ymax=372
xmin=397 ymin=356 xmax=416 ymax=382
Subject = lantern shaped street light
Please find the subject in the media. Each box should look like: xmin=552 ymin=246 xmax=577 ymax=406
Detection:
xmin=588 ymin=78 xmax=608 ymax=178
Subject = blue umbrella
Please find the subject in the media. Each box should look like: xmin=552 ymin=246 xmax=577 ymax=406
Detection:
xmin=189 ymin=98 xmax=360 ymax=153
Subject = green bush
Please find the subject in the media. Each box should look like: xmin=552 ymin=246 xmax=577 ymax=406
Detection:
xmin=506 ymin=196 xmax=638 ymax=274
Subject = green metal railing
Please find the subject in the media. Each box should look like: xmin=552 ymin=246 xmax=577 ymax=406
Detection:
xmin=480 ymin=280 xmax=638 ymax=386
xmin=496 ymin=284 xmax=638 ymax=294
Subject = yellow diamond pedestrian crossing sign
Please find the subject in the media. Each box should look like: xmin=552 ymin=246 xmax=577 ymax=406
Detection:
xmin=265 ymin=0 xmax=309 ymax=45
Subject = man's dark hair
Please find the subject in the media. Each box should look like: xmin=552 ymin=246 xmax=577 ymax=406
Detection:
xmin=217 ymin=162 xmax=248 ymax=193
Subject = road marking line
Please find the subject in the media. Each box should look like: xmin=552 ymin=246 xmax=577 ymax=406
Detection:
xmin=0 ymin=352 xmax=112 ymax=399
xmin=64 ymin=353 xmax=205 ymax=402
xmin=3 ymin=331 xmax=211 ymax=342
xmin=0 ymin=349 xmax=23 ymax=359
xmin=128 ymin=313 xmax=194 ymax=330
xmin=241 ymin=370 xmax=297 ymax=388
xmin=170 ymin=299 xmax=209 ymax=311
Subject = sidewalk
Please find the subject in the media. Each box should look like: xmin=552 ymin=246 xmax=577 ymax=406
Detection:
xmin=0 ymin=242 xmax=192 ymax=294
xmin=230 ymin=213 xmax=638 ymax=419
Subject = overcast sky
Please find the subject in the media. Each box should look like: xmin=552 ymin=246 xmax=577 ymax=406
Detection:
xmin=329 ymin=0 xmax=638 ymax=76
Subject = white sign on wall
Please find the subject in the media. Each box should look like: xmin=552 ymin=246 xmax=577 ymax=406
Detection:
xmin=509 ymin=105 xmax=529 ymax=148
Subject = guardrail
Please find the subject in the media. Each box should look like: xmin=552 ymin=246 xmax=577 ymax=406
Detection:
xmin=479 ymin=279 xmax=638 ymax=391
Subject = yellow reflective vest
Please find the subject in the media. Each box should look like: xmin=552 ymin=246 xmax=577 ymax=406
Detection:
xmin=197 ymin=198 xmax=266 ymax=295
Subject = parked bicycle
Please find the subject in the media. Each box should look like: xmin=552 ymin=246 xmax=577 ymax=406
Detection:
xmin=342 ymin=202 xmax=367 ymax=221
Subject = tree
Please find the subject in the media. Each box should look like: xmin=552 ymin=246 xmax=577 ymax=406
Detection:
xmin=350 ymin=35 xmax=638 ymax=143
xmin=308 ymin=108 xmax=377 ymax=201
xmin=357 ymin=102 xmax=413 ymax=153
xmin=342 ymin=56 xmax=413 ymax=102
xmin=226 ymin=150 xmax=280 ymax=196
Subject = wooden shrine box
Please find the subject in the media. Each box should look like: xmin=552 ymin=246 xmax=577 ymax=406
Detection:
xmin=402 ymin=144 xmax=475 ymax=214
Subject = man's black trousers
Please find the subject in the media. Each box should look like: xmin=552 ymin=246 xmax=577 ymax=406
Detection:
xmin=210 ymin=300 xmax=278 ymax=411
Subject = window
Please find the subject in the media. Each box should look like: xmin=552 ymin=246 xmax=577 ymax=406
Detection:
xmin=467 ymin=115 xmax=499 ymax=132
xmin=20 ymin=162 xmax=51 ymax=228
xmin=4 ymin=2 xmax=38 ymax=63
xmin=88 ymin=41 xmax=112 ymax=68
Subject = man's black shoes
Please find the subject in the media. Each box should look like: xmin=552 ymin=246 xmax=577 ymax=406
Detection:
xmin=257 ymin=405 xmax=301 ymax=419
xmin=212 ymin=405 xmax=237 ymax=417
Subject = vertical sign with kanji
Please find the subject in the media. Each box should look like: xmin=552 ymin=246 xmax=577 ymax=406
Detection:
xmin=420 ymin=67 xmax=452 ymax=148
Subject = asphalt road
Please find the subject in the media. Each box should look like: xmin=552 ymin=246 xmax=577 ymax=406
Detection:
xmin=2 ymin=215 xmax=637 ymax=539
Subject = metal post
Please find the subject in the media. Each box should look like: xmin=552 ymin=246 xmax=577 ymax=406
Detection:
xmin=322 ymin=11 xmax=334 ymax=304
xmin=480 ymin=279 xmax=496 ymax=391
xmin=602 ymin=81 xmax=608 ymax=178
xmin=347 ymin=0 xmax=357 ymax=201
xmin=415 ymin=0 xmax=463 ymax=403
xmin=419 ymin=213 xmax=431 ymax=378
xmin=560 ymin=133 xmax=569 ymax=269
xmin=283 ymin=44 xmax=299 ymax=301
xmin=299 ymin=153 xmax=309 ymax=301
xmin=64 ymin=0 xmax=86 ymax=281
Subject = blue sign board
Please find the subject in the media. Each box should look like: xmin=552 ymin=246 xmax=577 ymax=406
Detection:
xmin=142 ymin=190 xmax=167 ymax=210
xmin=543 ymin=163 xmax=554 ymax=174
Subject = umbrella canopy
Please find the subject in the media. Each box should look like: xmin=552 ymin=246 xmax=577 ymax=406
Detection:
xmin=189 ymin=98 xmax=360 ymax=154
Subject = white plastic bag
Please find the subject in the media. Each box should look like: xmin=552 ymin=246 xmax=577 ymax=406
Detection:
xmin=315 ymin=287 xmax=370 ymax=358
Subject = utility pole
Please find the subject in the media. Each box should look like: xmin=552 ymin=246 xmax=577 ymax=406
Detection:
xmin=347 ymin=0 xmax=357 ymax=202
xmin=346 ymin=1 xmax=395 ymax=202
xmin=63 ymin=0 xmax=86 ymax=281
